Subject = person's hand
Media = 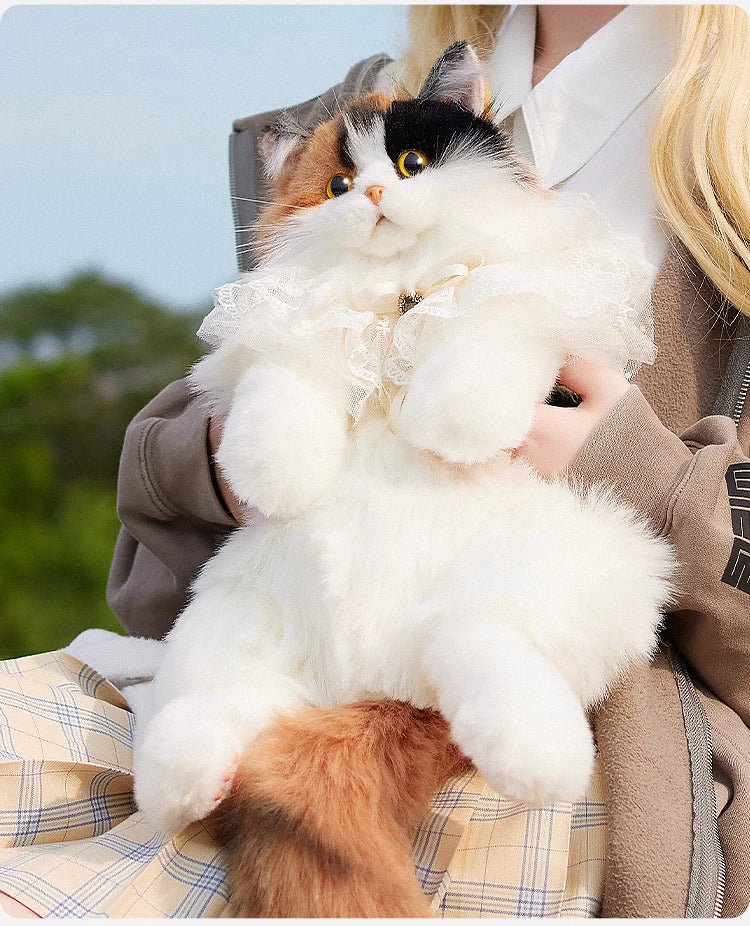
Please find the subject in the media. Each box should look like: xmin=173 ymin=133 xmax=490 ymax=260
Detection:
xmin=513 ymin=357 xmax=631 ymax=478
xmin=208 ymin=414 xmax=249 ymax=524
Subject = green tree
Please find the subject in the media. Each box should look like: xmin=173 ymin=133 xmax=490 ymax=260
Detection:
xmin=0 ymin=273 xmax=206 ymax=658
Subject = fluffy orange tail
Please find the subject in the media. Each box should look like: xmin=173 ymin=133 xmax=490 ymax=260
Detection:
xmin=211 ymin=700 xmax=467 ymax=917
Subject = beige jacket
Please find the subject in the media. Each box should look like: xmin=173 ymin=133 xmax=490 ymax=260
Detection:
xmin=107 ymin=57 xmax=750 ymax=918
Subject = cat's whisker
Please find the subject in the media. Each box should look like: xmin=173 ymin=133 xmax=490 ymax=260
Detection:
xmin=388 ymin=74 xmax=413 ymax=101
xmin=238 ymin=224 xmax=295 ymax=231
xmin=316 ymin=96 xmax=335 ymax=121
xmin=253 ymin=223 xmax=299 ymax=238
xmin=231 ymin=196 xmax=267 ymax=204
xmin=232 ymin=196 xmax=306 ymax=210
xmin=330 ymin=86 xmax=345 ymax=116
xmin=238 ymin=231 xmax=306 ymax=255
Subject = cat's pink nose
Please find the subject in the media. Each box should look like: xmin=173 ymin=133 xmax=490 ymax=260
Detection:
xmin=364 ymin=185 xmax=384 ymax=206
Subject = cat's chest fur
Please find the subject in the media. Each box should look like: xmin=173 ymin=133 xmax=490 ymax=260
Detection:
xmin=214 ymin=420 xmax=530 ymax=706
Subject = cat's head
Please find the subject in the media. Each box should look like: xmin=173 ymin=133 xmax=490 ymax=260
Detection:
xmin=255 ymin=43 xmax=542 ymax=286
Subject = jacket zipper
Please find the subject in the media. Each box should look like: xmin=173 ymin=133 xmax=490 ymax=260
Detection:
xmin=714 ymin=852 xmax=726 ymax=919
xmin=668 ymin=646 xmax=725 ymax=918
xmin=705 ymin=705 xmax=726 ymax=918
xmin=732 ymin=361 xmax=750 ymax=425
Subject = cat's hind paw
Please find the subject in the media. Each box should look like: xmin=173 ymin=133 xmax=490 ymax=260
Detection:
xmin=134 ymin=698 xmax=246 ymax=833
xmin=212 ymin=752 xmax=240 ymax=807
xmin=468 ymin=702 xmax=596 ymax=805
xmin=425 ymin=619 xmax=596 ymax=806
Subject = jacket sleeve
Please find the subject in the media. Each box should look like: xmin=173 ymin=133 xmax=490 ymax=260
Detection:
xmin=106 ymin=378 xmax=236 ymax=640
xmin=569 ymin=385 xmax=750 ymax=726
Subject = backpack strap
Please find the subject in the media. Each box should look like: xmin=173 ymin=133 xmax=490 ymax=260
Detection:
xmin=229 ymin=54 xmax=392 ymax=272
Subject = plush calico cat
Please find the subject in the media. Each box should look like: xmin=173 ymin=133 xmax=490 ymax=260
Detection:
xmin=132 ymin=43 xmax=674 ymax=915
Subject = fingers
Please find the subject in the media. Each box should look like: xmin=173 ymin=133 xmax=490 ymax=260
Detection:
xmin=555 ymin=357 xmax=630 ymax=407
xmin=511 ymin=403 xmax=574 ymax=463
xmin=514 ymin=361 xmax=630 ymax=477
xmin=208 ymin=414 xmax=248 ymax=524
xmin=208 ymin=413 xmax=228 ymax=456
xmin=527 ymin=403 xmax=571 ymax=432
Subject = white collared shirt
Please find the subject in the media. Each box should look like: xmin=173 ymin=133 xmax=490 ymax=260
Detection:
xmin=488 ymin=4 xmax=681 ymax=278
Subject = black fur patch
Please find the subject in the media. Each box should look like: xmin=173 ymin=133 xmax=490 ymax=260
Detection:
xmin=338 ymin=121 xmax=355 ymax=171
xmin=340 ymin=98 xmax=515 ymax=174
xmin=384 ymin=99 xmax=512 ymax=168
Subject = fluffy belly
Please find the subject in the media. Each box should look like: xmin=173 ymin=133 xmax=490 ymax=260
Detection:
xmin=296 ymin=422 xmax=527 ymax=703
xmin=205 ymin=415 xmax=667 ymax=713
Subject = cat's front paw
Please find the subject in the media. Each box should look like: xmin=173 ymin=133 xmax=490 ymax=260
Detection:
xmin=134 ymin=698 xmax=246 ymax=833
xmin=218 ymin=362 xmax=348 ymax=519
xmin=452 ymin=693 xmax=595 ymax=805
xmin=394 ymin=353 xmax=537 ymax=464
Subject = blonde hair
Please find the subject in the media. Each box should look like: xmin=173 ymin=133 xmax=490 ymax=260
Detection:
xmin=399 ymin=5 xmax=750 ymax=317
xmin=650 ymin=5 xmax=750 ymax=317
xmin=399 ymin=6 xmax=508 ymax=95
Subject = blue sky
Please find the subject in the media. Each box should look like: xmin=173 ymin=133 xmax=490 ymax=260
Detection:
xmin=0 ymin=5 xmax=408 ymax=310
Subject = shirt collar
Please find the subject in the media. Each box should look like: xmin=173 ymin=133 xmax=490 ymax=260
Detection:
xmin=488 ymin=5 xmax=681 ymax=187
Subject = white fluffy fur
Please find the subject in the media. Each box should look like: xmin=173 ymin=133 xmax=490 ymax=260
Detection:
xmin=135 ymin=87 xmax=674 ymax=832
xmin=217 ymin=359 xmax=349 ymax=518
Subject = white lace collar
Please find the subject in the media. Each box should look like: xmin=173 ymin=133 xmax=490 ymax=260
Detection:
xmin=199 ymin=201 xmax=656 ymax=422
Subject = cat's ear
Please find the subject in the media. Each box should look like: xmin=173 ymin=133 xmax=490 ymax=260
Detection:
xmin=418 ymin=42 xmax=485 ymax=116
xmin=258 ymin=113 xmax=311 ymax=186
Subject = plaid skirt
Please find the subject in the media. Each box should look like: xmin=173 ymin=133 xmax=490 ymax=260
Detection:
xmin=0 ymin=651 xmax=605 ymax=918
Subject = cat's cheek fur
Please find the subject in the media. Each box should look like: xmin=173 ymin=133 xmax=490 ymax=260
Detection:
xmin=292 ymin=197 xmax=378 ymax=262
xmin=379 ymin=172 xmax=449 ymax=237
xmin=216 ymin=360 xmax=349 ymax=520
xmin=332 ymin=198 xmax=378 ymax=250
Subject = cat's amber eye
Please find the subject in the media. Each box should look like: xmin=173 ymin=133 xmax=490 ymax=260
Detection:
xmin=396 ymin=150 xmax=429 ymax=177
xmin=326 ymin=174 xmax=353 ymax=198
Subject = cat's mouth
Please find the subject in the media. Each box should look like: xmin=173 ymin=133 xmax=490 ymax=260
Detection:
xmin=355 ymin=210 xmax=420 ymax=259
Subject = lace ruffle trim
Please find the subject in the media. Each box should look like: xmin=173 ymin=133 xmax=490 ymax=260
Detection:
xmin=198 ymin=247 xmax=655 ymax=421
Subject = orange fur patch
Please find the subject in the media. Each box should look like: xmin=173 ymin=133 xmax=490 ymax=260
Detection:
xmin=211 ymin=700 xmax=469 ymax=918
xmin=257 ymin=94 xmax=394 ymax=255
